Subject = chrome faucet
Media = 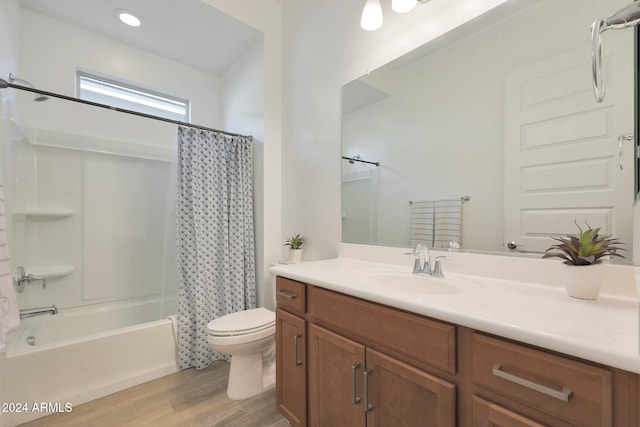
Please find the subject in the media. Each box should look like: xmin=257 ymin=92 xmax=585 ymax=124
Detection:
xmin=13 ymin=266 xmax=47 ymax=293
xmin=405 ymin=244 xmax=450 ymax=278
xmin=19 ymin=305 xmax=58 ymax=319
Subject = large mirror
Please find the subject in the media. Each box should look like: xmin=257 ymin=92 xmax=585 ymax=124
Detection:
xmin=342 ymin=0 xmax=637 ymax=258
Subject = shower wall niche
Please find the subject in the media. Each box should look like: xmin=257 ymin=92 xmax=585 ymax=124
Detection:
xmin=8 ymin=125 xmax=178 ymax=318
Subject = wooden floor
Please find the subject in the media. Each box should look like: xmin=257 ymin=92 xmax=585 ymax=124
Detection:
xmin=20 ymin=361 xmax=287 ymax=427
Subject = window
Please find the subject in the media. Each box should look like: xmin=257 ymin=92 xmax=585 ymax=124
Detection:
xmin=77 ymin=71 xmax=190 ymax=122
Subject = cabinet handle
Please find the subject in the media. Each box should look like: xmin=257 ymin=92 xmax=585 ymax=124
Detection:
xmin=363 ymin=369 xmax=374 ymax=412
xmin=294 ymin=333 xmax=303 ymax=366
xmin=351 ymin=363 xmax=361 ymax=404
xmin=492 ymin=363 xmax=573 ymax=402
xmin=277 ymin=289 xmax=297 ymax=299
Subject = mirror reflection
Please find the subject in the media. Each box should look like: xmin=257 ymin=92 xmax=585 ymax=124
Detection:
xmin=342 ymin=0 xmax=636 ymax=256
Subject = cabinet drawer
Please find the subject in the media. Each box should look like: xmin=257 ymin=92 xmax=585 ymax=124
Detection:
xmin=309 ymin=286 xmax=456 ymax=374
xmin=276 ymin=277 xmax=306 ymax=315
xmin=472 ymin=396 xmax=545 ymax=427
xmin=472 ymin=333 xmax=612 ymax=427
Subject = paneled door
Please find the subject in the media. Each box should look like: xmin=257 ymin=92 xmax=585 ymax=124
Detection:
xmin=504 ymin=31 xmax=634 ymax=253
xmin=308 ymin=324 xmax=366 ymax=427
xmin=365 ymin=348 xmax=456 ymax=427
xmin=276 ymin=308 xmax=307 ymax=427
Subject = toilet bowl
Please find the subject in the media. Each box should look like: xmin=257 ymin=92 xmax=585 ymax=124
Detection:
xmin=207 ymin=307 xmax=276 ymax=400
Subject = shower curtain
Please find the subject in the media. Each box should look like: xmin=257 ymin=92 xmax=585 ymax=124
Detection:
xmin=176 ymin=126 xmax=256 ymax=370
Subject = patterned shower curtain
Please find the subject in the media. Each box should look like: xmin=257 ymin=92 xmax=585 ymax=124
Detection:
xmin=176 ymin=126 xmax=256 ymax=370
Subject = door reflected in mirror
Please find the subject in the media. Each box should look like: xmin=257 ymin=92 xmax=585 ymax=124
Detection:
xmin=341 ymin=0 xmax=636 ymax=259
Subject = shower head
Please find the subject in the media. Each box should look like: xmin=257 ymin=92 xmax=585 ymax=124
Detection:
xmin=8 ymin=73 xmax=49 ymax=102
xmin=602 ymin=2 xmax=640 ymax=31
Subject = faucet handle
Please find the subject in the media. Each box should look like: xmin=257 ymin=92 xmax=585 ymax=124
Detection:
xmin=432 ymin=256 xmax=451 ymax=278
xmin=28 ymin=273 xmax=47 ymax=289
xmin=404 ymin=244 xmax=424 ymax=273
xmin=13 ymin=266 xmax=47 ymax=292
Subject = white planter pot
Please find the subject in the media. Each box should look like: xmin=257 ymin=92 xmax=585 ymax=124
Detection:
xmin=288 ymin=248 xmax=303 ymax=264
xmin=563 ymin=263 xmax=604 ymax=300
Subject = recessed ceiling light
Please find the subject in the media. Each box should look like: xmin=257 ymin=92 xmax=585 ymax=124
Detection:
xmin=115 ymin=9 xmax=142 ymax=27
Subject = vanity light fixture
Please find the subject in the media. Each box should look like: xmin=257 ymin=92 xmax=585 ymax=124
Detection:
xmin=392 ymin=0 xmax=417 ymax=13
xmin=361 ymin=0 xmax=431 ymax=31
xmin=115 ymin=9 xmax=142 ymax=27
xmin=361 ymin=0 xmax=384 ymax=31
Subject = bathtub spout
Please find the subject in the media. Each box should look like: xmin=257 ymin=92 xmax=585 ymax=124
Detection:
xmin=19 ymin=305 xmax=58 ymax=319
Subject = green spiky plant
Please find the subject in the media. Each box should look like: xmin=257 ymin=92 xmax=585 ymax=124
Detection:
xmin=542 ymin=222 xmax=625 ymax=265
xmin=284 ymin=233 xmax=305 ymax=250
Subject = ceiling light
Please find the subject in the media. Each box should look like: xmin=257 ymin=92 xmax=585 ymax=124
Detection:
xmin=361 ymin=0 xmax=383 ymax=31
xmin=115 ymin=9 xmax=142 ymax=27
xmin=392 ymin=0 xmax=417 ymax=13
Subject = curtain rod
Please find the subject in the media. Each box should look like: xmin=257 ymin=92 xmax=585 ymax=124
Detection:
xmin=0 ymin=79 xmax=253 ymax=140
xmin=342 ymin=155 xmax=380 ymax=167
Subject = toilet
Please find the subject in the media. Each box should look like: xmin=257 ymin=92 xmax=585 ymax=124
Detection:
xmin=207 ymin=307 xmax=276 ymax=400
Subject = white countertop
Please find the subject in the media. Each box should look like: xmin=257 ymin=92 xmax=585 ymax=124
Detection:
xmin=269 ymin=254 xmax=640 ymax=374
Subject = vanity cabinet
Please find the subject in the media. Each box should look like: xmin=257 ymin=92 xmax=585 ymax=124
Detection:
xmin=275 ymin=278 xmax=307 ymax=427
xmin=308 ymin=286 xmax=456 ymax=426
xmin=275 ymin=276 xmax=640 ymax=427
xmin=308 ymin=323 xmax=456 ymax=427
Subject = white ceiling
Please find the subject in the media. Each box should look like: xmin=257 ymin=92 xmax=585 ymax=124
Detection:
xmin=19 ymin=0 xmax=263 ymax=75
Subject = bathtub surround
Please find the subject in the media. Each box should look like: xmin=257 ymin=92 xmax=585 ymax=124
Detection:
xmin=0 ymin=172 xmax=18 ymax=354
xmin=176 ymin=126 xmax=256 ymax=370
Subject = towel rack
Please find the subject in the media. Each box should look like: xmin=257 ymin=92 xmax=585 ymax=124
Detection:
xmin=409 ymin=195 xmax=470 ymax=205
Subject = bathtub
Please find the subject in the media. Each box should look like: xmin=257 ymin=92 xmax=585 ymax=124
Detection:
xmin=2 ymin=299 xmax=179 ymax=426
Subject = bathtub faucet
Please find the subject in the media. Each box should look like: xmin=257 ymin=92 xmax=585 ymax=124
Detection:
xmin=19 ymin=305 xmax=58 ymax=319
xmin=13 ymin=266 xmax=47 ymax=293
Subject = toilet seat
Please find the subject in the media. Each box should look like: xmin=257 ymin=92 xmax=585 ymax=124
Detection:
xmin=207 ymin=307 xmax=275 ymax=337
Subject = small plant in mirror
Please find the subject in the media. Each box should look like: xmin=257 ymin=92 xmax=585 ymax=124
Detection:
xmin=542 ymin=222 xmax=625 ymax=265
xmin=284 ymin=233 xmax=305 ymax=250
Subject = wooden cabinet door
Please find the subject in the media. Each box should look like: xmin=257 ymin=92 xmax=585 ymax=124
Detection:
xmin=308 ymin=324 xmax=366 ymax=427
xmin=365 ymin=348 xmax=456 ymax=427
xmin=472 ymin=396 xmax=545 ymax=427
xmin=276 ymin=308 xmax=307 ymax=427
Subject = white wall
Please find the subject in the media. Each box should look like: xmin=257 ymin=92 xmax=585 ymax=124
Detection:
xmin=0 ymin=0 xmax=20 ymax=88
xmin=203 ymin=0 xmax=282 ymax=308
xmin=17 ymin=9 xmax=221 ymax=147
xmin=222 ymin=38 xmax=267 ymax=306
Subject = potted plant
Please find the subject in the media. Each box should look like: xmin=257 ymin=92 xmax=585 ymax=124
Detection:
xmin=542 ymin=223 xmax=625 ymax=299
xmin=284 ymin=233 xmax=305 ymax=264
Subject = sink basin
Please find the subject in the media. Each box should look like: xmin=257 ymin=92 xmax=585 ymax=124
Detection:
xmin=351 ymin=270 xmax=460 ymax=295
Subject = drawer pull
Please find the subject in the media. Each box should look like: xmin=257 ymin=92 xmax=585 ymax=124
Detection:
xmin=352 ymin=363 xmax=361 ymax=404
xmin=294 ymin=333 xmax=303 ymax=366
xmin=492 ymin=363 xmax=574 ymax=402
xmin=277 ymin=289 xmax=297 ymax=299
xmin=363 ymin=369 xmax=374 ymax=412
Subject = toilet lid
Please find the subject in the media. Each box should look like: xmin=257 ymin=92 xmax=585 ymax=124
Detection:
xmin=207 ymin=307 xmax=275 ymax=336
